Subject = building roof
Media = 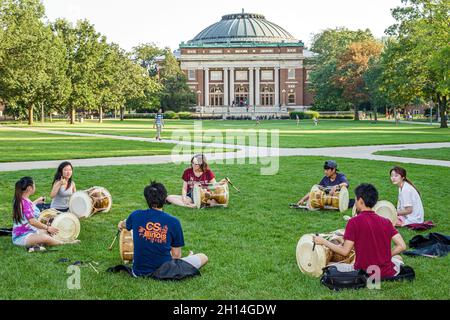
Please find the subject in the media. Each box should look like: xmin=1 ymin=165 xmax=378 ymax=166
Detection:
xmin=182 ymin=12 xmax=302 ymax=47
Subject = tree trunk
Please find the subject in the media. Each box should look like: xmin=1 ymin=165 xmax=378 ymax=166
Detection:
xmin=28 ymin=104 xmax=34 ymax=125
xmin=99 ymin=106 xmax=103 ymax=123
xmin=374 ymin=107 xmax=378 ymax=122
xmin=120 ymin=106 xmax=124 ymax=121
xmin=40 ymin=102 xmax=45 ymax=123
xmin=354 ymin=108 xmax=359 ymax=121
xmin=70 ymin=107 xmax=75 ymax=124
xmin=439 ymin=95 xmax=448 ymax=129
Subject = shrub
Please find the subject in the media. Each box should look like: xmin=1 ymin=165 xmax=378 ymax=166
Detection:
xmin=177 ymin=112 xmax=192 ymax=119
xmin=289 ymin=111 xmax=320 ymax=120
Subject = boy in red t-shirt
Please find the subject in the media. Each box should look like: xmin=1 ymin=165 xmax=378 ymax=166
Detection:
xmin=314 ymin=183 xmax=407 ymax=279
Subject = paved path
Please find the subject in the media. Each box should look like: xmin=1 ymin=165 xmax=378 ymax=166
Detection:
xmin=1 ymin=126 xmax=450 ymax=172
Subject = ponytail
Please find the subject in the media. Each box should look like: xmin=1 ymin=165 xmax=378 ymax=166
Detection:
xmin=13 ymin=177 xmax=34 ymax=224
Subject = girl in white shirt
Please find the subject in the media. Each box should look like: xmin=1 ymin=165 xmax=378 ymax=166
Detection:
xmin=390 ymin=166 xmax=424 ymax=226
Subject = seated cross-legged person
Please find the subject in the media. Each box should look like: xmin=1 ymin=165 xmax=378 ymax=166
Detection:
xmin=313 ymin=183 xmax=407 ymax=280
xmin=117 ymin=181 xmax=208 ymax=278
xmin=297 ymin=160 xmax=351 ymax=207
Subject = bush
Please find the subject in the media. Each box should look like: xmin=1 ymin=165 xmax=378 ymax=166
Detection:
xmin=164 ymin=111 xmax=178 ymax=119
xmin=319 ymin=115 xmax=354 ymax=119
xmin=289 ymin=111 xmax=320 ymax=120
xmin=177 ymin=111 xmax=192 ymax=119
xmin=123 ymin=113 xmax=156 ymax=119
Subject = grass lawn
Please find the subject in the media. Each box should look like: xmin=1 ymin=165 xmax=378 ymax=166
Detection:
xmin=0 ymin=129 xmax=230 ymax=162
xmin=375 ymin=148 xmax=450 ymax=161
xmin=4 ymin=119 xmax=449 ymax=148
xmin=0 ymin=156 xmax=448 ymax=300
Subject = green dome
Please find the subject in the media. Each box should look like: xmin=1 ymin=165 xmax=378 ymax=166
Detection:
xmin=187 ymin=13 xmax=299 ymax=45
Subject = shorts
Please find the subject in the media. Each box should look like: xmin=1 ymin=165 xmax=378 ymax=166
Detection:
xmin=332 ymin=257 xmax=404 ymax=276
xmin=12 ymin=233 xmax=35 ymax=247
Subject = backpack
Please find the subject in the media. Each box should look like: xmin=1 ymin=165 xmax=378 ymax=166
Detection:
xmin=320 ymin=266 xmax=368 ymax=291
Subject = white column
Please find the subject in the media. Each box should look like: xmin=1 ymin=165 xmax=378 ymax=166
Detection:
xmin=274 ymin=67 xmax=280 ymax=107
xmin=249 ymin=67 xmax=254 ymax=106
xmin=223 ymin=68 xmax=229 ymax=106
xmin=229 ymin=67 xmax=235 ymax=106
xmin=255 ymin=67 xmax=260 ymax=107
xmin=204 ymin=68 xmax=209 ymax=107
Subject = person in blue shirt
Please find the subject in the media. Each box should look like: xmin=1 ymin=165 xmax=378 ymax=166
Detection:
xmin=153 ymin=109 xmax=164 ymax=141
xmin=117 ymin=181 xmax=208 ymax=277
xmin=297 ymin=160 xmax=350 ymax=206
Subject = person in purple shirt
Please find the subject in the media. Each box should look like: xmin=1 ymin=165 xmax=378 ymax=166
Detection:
xmin=297 ymin=160 xmax=350 ymax=206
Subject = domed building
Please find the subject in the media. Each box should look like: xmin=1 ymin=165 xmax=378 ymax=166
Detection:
xmin=179 ymin=11 xmax=314 ymax=112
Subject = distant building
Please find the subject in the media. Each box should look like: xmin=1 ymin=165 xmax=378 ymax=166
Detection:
xmin=179 ymin=11 xmax=315 ymax=109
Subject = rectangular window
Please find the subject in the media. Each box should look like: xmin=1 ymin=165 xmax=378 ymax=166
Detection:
xmin=188 ymin=70 xmax=196 ymax=81
xmin=210 ymin=71 xmax=223 ymax=81
xmin=236 ymin=70 xmax=248 ymax=81
xmin=261 ymin=70 xmax=273 ymax=81
xmin=288 ymin=69 xmax=296 ymax=80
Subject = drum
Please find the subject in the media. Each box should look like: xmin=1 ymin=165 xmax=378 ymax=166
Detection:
xmin=38 ymin=209 xmax=80 ymax=242
xmin=119 ymin=229 xmax=133 ymax=264
xmin=307 ymin=185 xmax=349 ymax=213
xmin=192 ymin=182 xmax=229 ymax=209
xmin=296 ymin=230 xmax=356 ymax=277
xmin=352 ymin=200 xmax=397 ymax=226
xmin=69 ymin=186 xmax=112 ymax=218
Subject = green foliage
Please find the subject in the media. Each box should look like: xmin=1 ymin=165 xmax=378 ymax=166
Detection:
xmin=163 ymin=111 xmax=177 ymax=119
xmin=309 ymin=28 xmax=375 ymax=111
xmin=177 ymin=111 xmax=192 ymax=119
xmin=289 ymin=111 xmax=320 ymax=120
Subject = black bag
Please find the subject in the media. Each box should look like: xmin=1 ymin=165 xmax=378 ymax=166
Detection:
xmin=320 ymin=266 xmax=368 ymax=291
xmin=383 ymin=265 xmax=415 ymax=282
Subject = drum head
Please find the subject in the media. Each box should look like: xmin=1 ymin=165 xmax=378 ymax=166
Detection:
xmin=192 ymin=185 xmax=202 ymax=209
xmin=69 ymin=191 xmax=93 ymax=218
xmin=373 ymin=200 xmax=397 ymax=226
xmin=296 ymin=234 xmax=327 ymax=277
xmin=338 ymin=187 xmax=349 ymax=213
xmin=51 ymin=213 xmax=80 ymax=242
xmin=119 ymin=229 xmax=134 ymax=263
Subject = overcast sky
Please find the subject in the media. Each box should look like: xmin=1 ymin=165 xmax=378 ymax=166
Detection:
xmin=42 ymin=0 xmax=400 ymax=51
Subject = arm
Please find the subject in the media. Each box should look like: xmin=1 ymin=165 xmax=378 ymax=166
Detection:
xmin=397 ymin=206 xmax=413 ymax=216
xmin=72 ymin=181 xmax=76 ymax=193
xmin=298 ymin=193 xmax=310 ymax=205
xmin=314 ymin=236 xmax=354 ymax=257
xmin=171 ymin=247 xmax=182 ymax=259
xmin=32 ymin=197 xmax=46 ymax=205
xmin=50 ymin=180 xmax=63 ymax=198
xmin=118 ymin=220 xmax=126 ymax=231
xmin=29 ymin=218 xmax=58 ymax=235
xmin=391 ymin=233 xmax=407 ymax=257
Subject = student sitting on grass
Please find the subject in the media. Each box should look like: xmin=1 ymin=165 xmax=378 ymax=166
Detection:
xmin=390 ymin=166 xmax=424 ymax=227
xmin=12 ymin=177 xmax=80 ymax=252
xmin=313 ymin=183 xmax=407 ymax=279
xmin=117 ymin=181 xmax=208 ymax=278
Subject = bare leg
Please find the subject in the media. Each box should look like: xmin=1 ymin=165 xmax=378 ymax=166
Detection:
xmin=26 ymin=233 xmax=63 ymax=247
xmin=166 ymin=195 xmax=196 ymax=208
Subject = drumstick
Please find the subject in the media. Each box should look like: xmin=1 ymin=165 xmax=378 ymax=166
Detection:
xmin=108 ymin=230 xmax=120 ymax=250
xmin=225 ymin=177 xmax=240 ymax=193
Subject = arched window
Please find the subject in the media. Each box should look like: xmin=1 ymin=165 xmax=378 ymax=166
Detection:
xmin=234 ymin=86 xmax=248 ymax=106
xmin=261 ymin=85 xmax=274 ymax=106
xmin=210 ymin=86 xmax=223 ymax=106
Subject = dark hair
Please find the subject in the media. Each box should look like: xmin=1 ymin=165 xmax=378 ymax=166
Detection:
xmin=191 ymin=154 xmax=209 ymax=173
xmin=390 ymin=166 xmax=420 ymax=195
xmin=354 ymin=183 xmax=378 ymax=208
xmin=144 ymin=181 xmax=167 ymax=209
xmin=13 ymin=177 xmax=34 ymax=224
xmin=52 ymin=161 xmax=73 ymax=190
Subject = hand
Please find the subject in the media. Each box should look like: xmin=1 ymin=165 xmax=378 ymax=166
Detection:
xmin=329 ymin=186 xmax=337 ymax=196
xmin=297 ymin=199 xmax=305 ymax=206
xmin=313 ymin=235 xmax=326 ymax=246
xmin=47 ymin=226 xmax=59 ymax=235
xmin=60 ymin=177 xmax=67 ymax=185
xmin=36 ymin=196 xmax=46 ymax=204
xmin=117 ymin=220 xmax=125 ymax=231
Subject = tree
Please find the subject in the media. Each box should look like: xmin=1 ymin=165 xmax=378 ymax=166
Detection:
xmin=385 ymin=0 xmax=449 ymax=128
xmin=0 ymin=0 xmax=69 ymax=125
xmin=309 ymin=28 xmax=375 ymax=111
xmin=131 ymin=43 xmax=163 ymax=77
xmin=333 ymin=39 xmax=383 ymax=120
